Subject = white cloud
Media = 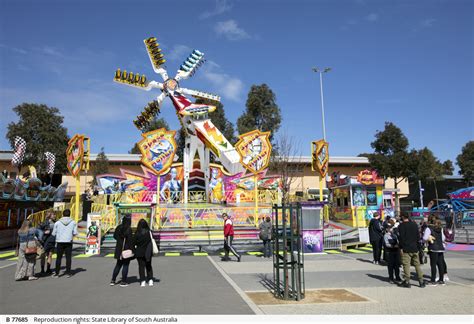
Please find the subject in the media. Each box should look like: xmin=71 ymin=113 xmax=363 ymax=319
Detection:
xmin=420 ymin=18 xmax=436 ymax=28
xmin=200 ymin=60 xmax=244 ymax=102
xmin=167 ymin=44 xmax=192 ymax=61
xmin=366 ymin=13 xmax=379 ymax=22
xmin=39 ymin=46 xmax=64 ymax=57
xmin=214 ymin=20 xmax=251 ymax=41
xmin=0 ymin=43 xmax=28 ymax=55
xmin=200 ymin=0 xmax=232 ymax=20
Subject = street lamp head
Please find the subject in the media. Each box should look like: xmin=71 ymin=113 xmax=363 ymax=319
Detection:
xmin=312 ymin=67 xmax=332 ymax=73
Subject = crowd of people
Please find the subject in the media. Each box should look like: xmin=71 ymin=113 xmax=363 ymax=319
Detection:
xmin=15 ymin=209 xmax=78 ymax=280
xmin=14 ymin=206 xmax=451 ymax=290
xmin=14 ymin=209 xmax=158 ymax=288
xmin=368 ymin=211 xmax=450 ymax=288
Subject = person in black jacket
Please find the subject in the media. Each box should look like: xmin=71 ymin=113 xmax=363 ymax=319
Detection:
xmin=110 ymin=216 xmax=134 ymax=287
xmin=368 ymin=212 xmax=384 ymax=264
xmin=383 ymin=219 xmax=402 ymax=284
xmin=134 ymin=219 xmax=154 ymax=287
xmin=397 ymin=213 xmax=425 ymax=288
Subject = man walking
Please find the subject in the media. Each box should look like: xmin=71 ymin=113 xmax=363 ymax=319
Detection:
xmin=398 ymin=213 xmax=425 ymax=288
xmin=222 ymin=213 xmax=241 ymax=262
xmin=52 ymin=209 xmax=78 ymax=278
xmin=368 ymin=212 xmax=384 ymax=264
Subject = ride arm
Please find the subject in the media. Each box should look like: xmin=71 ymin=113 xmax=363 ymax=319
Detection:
xmin=180 ymin=87 xmax=221 ymax=103
xmin=114 ymin=68 xmax=163 ymax=91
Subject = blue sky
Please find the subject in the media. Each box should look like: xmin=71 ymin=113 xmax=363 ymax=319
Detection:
xmin=0 ymin=0 xmax=472 ymax=168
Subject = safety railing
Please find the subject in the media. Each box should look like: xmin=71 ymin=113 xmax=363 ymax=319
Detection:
xmin=323 ymin=229 xmax=342 ymax=250
xmin=155 ymin=206 xmax=273 ymax=230
xmin=89 ymin=190 xmax=279 ymax=205
xmin=91 ymin=203 xmax=116 ymax=234
xmin=27 ymin=203 xmax=72 ymax=227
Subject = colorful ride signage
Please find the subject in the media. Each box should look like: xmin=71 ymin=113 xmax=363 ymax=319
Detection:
xmin=357 ymin=169 xmax=384 ymax=186
xmin=66 ymin=134 xmax=86 ymax=177
xmin=311 ymin=139 xmax=329 ymax=177
xmin=235 ymin=130 xmax=272 ymax=174
xmin=138 ymin=128 xmax=177 ymax=175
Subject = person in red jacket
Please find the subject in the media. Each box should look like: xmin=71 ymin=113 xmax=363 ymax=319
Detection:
xmin=222 ymin=213 xmax=241 ymax=262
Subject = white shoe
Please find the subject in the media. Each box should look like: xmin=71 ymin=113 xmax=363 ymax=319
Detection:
xmin=444 ymin=275 xmax=449 ymax=282
xmin=140 ymin=281 xmax=146 ymax=287
xmin=148 ymin=279 xmax=154 ymax=286
xmin=435 ymin=276 xmax=439 ymax=282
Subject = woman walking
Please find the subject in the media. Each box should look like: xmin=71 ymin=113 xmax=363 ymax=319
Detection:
xmin=15 ymin=220 xmax=41 ymax=281
xmin=134 ymin=219 xmax=154 ymax=287
xmin=110 ymin=216 xmax=134 ymax=287
xmin=423 ymin=219 xmax=447 ymax=286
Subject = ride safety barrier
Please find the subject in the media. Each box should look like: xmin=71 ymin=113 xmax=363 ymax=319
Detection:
xmin=90 ymin=189 xmax=280 ymax=205
xmin=154 ymin=206 xmax=273 ymax=230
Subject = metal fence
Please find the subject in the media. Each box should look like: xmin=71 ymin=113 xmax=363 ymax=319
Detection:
xmin=323 ymin=229 xmax=342 ymax=250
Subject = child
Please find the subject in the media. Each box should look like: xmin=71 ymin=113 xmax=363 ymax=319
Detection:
xmin=383 ymin=220 xmax=402 ymax=284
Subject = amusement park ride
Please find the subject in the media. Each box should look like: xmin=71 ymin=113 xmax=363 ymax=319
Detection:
xmin=114 ymin=37 xmax=247 ymax=203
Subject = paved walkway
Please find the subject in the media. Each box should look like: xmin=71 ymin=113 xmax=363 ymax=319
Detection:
xmin=0 ymin=247 xmax=472 ymax=315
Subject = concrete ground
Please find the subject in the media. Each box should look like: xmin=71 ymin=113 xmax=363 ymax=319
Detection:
xmin=0 ymin=246 xmax=472 ymax=315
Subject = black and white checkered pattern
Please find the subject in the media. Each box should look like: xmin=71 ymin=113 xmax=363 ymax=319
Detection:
xmin=11 ymin=136 xmax=26 ymax=167
xmin=44 ymin=152 xmax=55 ymax=174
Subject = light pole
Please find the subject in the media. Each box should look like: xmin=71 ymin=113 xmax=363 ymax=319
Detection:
xmin=312 ymin=67 xmax=331 ymax=203
xmin=312 ymin=67 xmax=331 ymax=141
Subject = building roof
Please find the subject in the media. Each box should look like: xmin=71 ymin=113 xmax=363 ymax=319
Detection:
xmin=0 ymin=151 xmax=369 ymax=165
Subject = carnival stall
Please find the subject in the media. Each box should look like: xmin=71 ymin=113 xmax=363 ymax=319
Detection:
xmin=327 ymin=170 xmax=387 ymax=228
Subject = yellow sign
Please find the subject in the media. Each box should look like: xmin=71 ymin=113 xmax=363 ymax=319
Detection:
xmin=138 ymin=128 xmax=177 ymax=175
xmin=66 ymin=134 xmax=86 ymax=177
xmin=235 ymin=130 xmax=272 ymax=174
xmin=311 ymin=139 xmax=329 ymax=177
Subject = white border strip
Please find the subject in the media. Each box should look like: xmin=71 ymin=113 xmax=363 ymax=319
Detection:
xmin=0 ymin=263 xmax=16 ymax=269
xmin=207 ymin=255 xmax=264 ymax=314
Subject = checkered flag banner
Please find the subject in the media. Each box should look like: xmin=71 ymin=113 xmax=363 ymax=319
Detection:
xmin=44 ymin=152 xmax=55 ymax=175
xmin=11 ymin=136 xmax=26 ymax=167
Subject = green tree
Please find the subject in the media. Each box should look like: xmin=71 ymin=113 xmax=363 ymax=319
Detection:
xmin=408 ymin=147 xmax=443 ymax=206
xmin=196 ymin=98 xmax=236 ymax=144
xmin=237 ymin=84 xmax=282 ymax=142
xmin=457 ymin=141 xmax=474 ymax=185
xmin=129 ymin=117 xmax=170 ymax=154
xmin=91 ymin=147 xmax=109 ymax=186
xmin=368 ymin=122 xmax=411 ymax=213
xmin=6 ymin=103 xmax=69 ymax=174
xmin=441 ymin=160 xmax=454 ymax=175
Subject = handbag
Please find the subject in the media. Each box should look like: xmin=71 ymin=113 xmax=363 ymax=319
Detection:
xmin=120 ymin=236 xmax=134 ymax=260
xmin=150 ymin=231 xmax=159 ymax=255
xmin=24 ymin=236 xmax=38 ymax=255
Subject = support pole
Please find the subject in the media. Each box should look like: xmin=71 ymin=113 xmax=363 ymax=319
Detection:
xmin=319 ymin=176 xmax=324 ymax=202
xmin=75 ymin=175 xmax=80 ymax=222
xmin=156 ymin=175 xmax=160 ymax=229
xmin=418 ymin=180 xmax=424 ymax=208
xmin=254 ymin=175 xmax=258 ymax=227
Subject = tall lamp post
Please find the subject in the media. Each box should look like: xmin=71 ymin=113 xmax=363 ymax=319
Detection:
xmin=312 ymin=67 xmax=331 ymax=202
xmin=312 ymin=67 xmax=331 ymax=141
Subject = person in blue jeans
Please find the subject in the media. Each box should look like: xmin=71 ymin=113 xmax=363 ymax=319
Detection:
xmin=110 ymin=216 xmax=134 ymax=287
